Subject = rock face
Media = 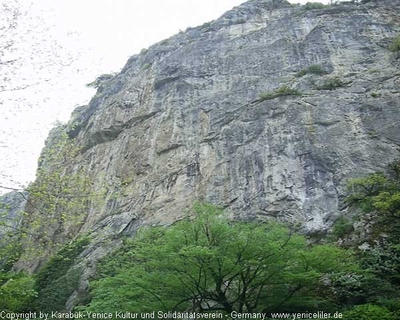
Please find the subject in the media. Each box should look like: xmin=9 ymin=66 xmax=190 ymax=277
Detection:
xmin=68 ymin=0 xmax=400 ymax=231
xmin=17 ymin=0 xmax=400 ymax=307
xmin=0 ymin=191 xmax=27 ymax=235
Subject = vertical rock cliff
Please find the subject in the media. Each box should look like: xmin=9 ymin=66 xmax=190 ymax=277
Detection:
xmin=68 ymin=0 xmax=400 ymax=230
xmin=13 ymin=0 xmax=400 ymax=306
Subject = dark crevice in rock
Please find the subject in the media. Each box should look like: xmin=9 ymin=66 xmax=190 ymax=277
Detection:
xmin=83 ymin=111 xmax=161 ymax=151
xmin=157 ymin=143 xmax=184 ymax=156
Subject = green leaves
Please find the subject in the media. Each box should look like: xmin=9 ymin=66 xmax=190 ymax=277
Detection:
xmin=0 ymin=272 xmax=37 ymax=312
xmin=34 ymin=236 xmax=90 ymax=312
xmin=86 ymin=73 xmax=117 ymax=89
xmin=259 ymin=86 xmax=301 ymax=101
xmin=342 ymin=158 xmax=400 ymax=309
xmin=343 ymin=304 xmax=396 ymax=320
xmin=81 ymin=203 xmax=355 ymax=314
xmin=20 ymin=127 xmax=95 ymax=257
xmin=388 ymin=35 xmax=400 ymax=52
xmin=345 ymin=159 xmax=400 ymax=242
xmin=296 ymin=64 xmax=328 ymax=77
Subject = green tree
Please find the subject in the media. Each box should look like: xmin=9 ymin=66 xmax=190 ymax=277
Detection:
xmin=81 ymin=203 xmax=356 ymax=315
xmin=34 ymin=235 xmax=90 ymax=312
xmin=346 ymin=162 xmax=400 ymax=242
xmin=0 ymin=123 xmax=100 ymax=312
xmin=341 ymin=158 xmax=400 ymax=310
xmin=18 ymin=123 xmax=94 ymax=259
xmin=342 ymin=304 xmax=395 ymax=320
xmin=0 ymin=271 xmax=37 ymax=312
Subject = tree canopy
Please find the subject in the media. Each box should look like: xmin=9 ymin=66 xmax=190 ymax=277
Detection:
xmin=81 ymin=203 xmax=356 ymax=316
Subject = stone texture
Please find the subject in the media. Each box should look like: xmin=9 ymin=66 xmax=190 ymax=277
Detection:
xmin=0 ymin=191 xmax=27 ymax=235
xmin=17 ymin=0 xmax=400 ymax=308
xmin=68 ymin=0 xmax=400 ymax=232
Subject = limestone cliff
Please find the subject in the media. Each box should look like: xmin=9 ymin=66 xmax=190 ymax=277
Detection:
xmin=14 ymin=0 xmax=400 ymax=308
xmin=69 ymin=0 xmax=400 ymax=229
xmin=0 ymin=191 xmax=27 ymax=236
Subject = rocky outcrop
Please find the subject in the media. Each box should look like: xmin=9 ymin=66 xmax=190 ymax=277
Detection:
xmin=0 ymin=191 xmax=27 ymax=235
xmin=16 ymin=0 xmax=400 ymax=308
xmin=68 ymin=0 xmax=400 ymax=231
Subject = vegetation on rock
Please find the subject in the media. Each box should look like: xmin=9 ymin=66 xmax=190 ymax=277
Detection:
xmin=86 ymin=73 xmax=117 ymax=89
xmin=342 ymin=304 xmax=396 ymax=320
xmin=259 ymin=86 xmax=301 ymax=101
xmin=80 ymin=203 xmax=356 ymax=315
xmin=389 ymin=35 xmax=400 ymax=52
xmin=0 ymin=271 xmax=36 ymax=312
xmin=296 ymin=64 xmax=328 ymax=77
xmin=317 ymin=77 xmax=346 ymax=90
xmin=34 ymin=236 xmax=89 ymax=312
xmin=18 ymin=124 xmax=95 ymax=259
xmin=333 ymin=157 xmax=400 ymax=317
xmin=302 ymin=2 xmax=330 ymax=10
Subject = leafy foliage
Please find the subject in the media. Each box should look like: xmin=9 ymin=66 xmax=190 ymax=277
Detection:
xmin=345 ymin=160 xmax=400 ymax=242
xmin=342 ymin=304 xmax=396 ymax=320
xmin=259 ymin=86 xmax=301 ymax=101
xmin=317 ymin=77 xmax=346 ymax=90
xmin=19 ymin=125 xmax=94 ymax=257
xmin=296 ymin=64 xmax=328 ymax=77
xmin=330 ymin=216 xmax=354 ymax=240
xmin=81 ymin=203 xmax=356 ymax=314
xmin=303 ymin=2 xmax=330 ymax=10
xmin=389 ymin=35 xmax=400 ymax=52
xmin=86 ymin=73 xmax=117 ymax=89
xmin=34 ymin=235 xmax=90 ymax=312
xmin=341 ymin=158 xmax=400 ymax=310
xmin=0 ymin=124 xmax=96 ymax=312
xmin=0 ymin=271 xmax=37 ymax=312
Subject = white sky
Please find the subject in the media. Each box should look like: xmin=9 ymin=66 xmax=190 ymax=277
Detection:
xmin=0 ymin=0 xmax=329 ymax=194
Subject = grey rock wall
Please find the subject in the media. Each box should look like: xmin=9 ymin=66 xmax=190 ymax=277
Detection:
xmin=17 ymin=0 xmax=400 ymax=305
xmin=69 ymin=0 xmax=400 ymax=234
xmin=0 ymin=191 xmax=27 ymax=235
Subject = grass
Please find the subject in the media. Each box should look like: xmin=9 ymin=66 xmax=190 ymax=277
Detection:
xmin=141 ymin=63 xmax=152 ymax=70
xmin=317 ymin=77 xmax=346 ymax=90
xmin=200 ymin=21 xmax=212 ymax=30
xmin=389 ymin=35 xmax=400 ymax=52
xmin=303 ymin=2 xmax=329 ymax=10
xmin=259 ymin=86 xmax=301 ymax=101
xmin=85 ymin=73 xmax=117 ymax=89
xmin=296 ymin=64 xmax=328 ymax=77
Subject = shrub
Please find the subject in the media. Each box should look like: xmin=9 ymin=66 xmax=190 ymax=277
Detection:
xmin=34 ymin=236 xmax=90 ymax=311
xmin=331 ymin=216 xmax=354 ymax=240
xmin=86 ymin=73 xmax=117 ymax=89
xmin=259 ymin=86 xmax=301 ymax=101
xmin=317 ymin=77 xmax=345 ymax=90
xmin=308 ymin=64 xmax=328 ymax=75
xmin=389 ymin=35 xmax=400 ymax=52
xmin=141 ymin=63 xmax=151 ymax=70
xmin=81 ymin=203 xmax=356 ymax=314
xmin=342 ymin=304 xmax=395 ymax=320
xmin=303 ymin=2 xmax=329 ymax=10
xmin=0 ymin=272 xmax=37 ymax=312
xmin=37 ymin=267 xmax=83 ymax=312
xmin=200 ymin=21 xmax=212 ymax=30
xmin=296 ymin=64 xmax=328 ymax=77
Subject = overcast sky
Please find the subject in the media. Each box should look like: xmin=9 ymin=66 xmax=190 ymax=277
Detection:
xmin=0 ymin=0 xmax=329 ymax=194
